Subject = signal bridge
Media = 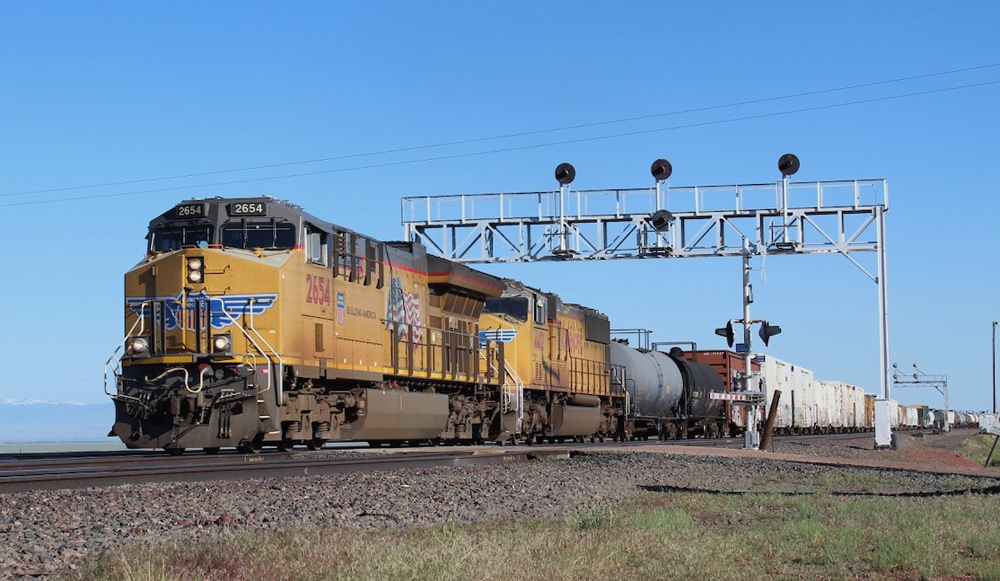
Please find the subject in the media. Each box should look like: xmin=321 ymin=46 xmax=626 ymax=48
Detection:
xmin=402 ymin=171 xmax=886 ymax=270
xmin=402 ymin=158 xmax=892 ymax=448
xmin=893 ymin=363 xmax=950 ymax=432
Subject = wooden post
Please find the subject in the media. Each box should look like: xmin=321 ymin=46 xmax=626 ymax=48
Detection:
xmin=985 ymin=434 xmax=999 ymax=468
xmin=759 ymin=390 xmax=782 ymax=451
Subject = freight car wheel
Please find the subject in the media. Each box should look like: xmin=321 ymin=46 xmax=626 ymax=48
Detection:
xmin=307 ymin=439 xmax=326 ymax=451
xmin=203 ymin=447 xmax=220 ymax=455
xmin=165 ymin=448 xmax=185 ymax=456
xmin=277 ymin=440 xmax=295 ymax=452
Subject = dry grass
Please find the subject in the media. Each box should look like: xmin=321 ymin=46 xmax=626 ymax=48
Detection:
xmin=957 ymin=434 xmax=1000 ymax=467
xmin=64 ymin=492 xmax=1000 ymax=581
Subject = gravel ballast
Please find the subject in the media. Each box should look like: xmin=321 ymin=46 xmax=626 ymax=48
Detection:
xmin=1 ymin=439 xmax=998 ymax=578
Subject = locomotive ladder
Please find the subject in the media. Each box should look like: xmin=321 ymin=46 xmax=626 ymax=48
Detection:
xmin=502 ymin=361 xmax=525 ymax=433
xmin=216 ymin=301 xmax=283 ymax=434
xmin=479 ymin=349 xmax=525 ymax=433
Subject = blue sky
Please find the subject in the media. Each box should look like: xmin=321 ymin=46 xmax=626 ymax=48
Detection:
xmin=1 ymin=2 xmax=998 ymax=414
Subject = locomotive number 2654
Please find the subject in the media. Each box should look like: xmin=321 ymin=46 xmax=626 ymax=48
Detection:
xmin=306 ymin=274 xmax=332 ymax=306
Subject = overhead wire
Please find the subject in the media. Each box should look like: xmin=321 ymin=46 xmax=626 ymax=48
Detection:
xmin=2 ymin=62 xmax=999 ymax=201
xmin=2 ymin=76 xmax=999 ymax=208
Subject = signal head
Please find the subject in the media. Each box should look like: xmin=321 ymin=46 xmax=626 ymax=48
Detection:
xmin=714 ymin=320 xmax=735 ymax=348
xmin=758 ymin=321 xmax=782 ymax=347
xmin=555 ymin=162 xmax=576 ymax=185
xmin=649 ymin=209 xmax=674 ymax=231
xmin=777 ymin=153 xmax=800 ymax=176
xmin=650 ymin=158 xmax=672 ymax=182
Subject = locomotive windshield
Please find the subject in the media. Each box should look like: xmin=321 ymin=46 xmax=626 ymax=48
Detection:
xmin=220 ymin=222 xmax=296 ymax=250
xmin=484 ymin=297 xmax=529 ymax=321
xmin=150 ymin=226 xmax=212 ymax=252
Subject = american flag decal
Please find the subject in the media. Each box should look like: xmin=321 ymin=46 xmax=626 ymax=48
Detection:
xmin=385 ymin=277 xmax=423 ymax=342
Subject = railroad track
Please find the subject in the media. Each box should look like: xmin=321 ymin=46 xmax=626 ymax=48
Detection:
xmin=0 ymin=447 xmax=574 ymax=494
xmin=0 ymin=431 xmax=883 ymax=494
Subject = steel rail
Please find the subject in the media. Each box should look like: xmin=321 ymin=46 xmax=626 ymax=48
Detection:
xmin=0 ymin=431 xmax=894 ymax=494
xmin=0 ymin=448 xmax=570 ymax=494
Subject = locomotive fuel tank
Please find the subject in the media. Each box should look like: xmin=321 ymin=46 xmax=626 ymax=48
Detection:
xmin=609 ymin=341 xmax=683 ymax=418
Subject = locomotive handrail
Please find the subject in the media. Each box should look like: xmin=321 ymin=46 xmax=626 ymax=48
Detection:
xmin=478 ymin=346 xmax=502 ymax=384
xmin=215 ymin=298 xmax=283 ymax=407
xmin=402 ymin=180 xmax=887 ymax=224
xmin=501 ymin=360 xmax=524 ymax=433
xmin=624 ymin=378 xmax=638 ymax=415
xmin=104 ymin=301 xmax=150 ymax=396
xmin=481 ymin=343 xmax=524 ymax=432
xmin=386 ymin=319 xmax=488 ymax=382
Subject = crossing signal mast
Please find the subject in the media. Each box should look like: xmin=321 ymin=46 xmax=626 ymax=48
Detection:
xmin=402 ymin=155 xmax=892 ymax=449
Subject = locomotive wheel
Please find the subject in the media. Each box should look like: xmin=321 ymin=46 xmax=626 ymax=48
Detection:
xmin=165 ymin=448 xmax=185 ymax=456
xmin=203 ymin=447 xmax=220 ymax=455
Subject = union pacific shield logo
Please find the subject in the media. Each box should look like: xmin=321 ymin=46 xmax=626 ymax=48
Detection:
xmin=126 ymin=291 xmax=278 ymax=330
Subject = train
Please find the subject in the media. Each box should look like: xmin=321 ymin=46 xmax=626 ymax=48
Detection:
xmin=106 ymin=196 xmax=970 ymax=454
xmin=107 ymin=196 xmax=730 ymax=453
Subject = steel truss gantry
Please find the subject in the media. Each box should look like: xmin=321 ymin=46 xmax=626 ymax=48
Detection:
xmin=402 ymin=170 xmax=893 ymax=448
xmin=893 ymin=363 xmax=950 ymax=432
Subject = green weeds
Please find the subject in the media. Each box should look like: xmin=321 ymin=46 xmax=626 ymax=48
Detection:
xmin=958 ymin=434 xmax=1000 ymax=467
xmin=63 ymin=491 xmax=1000 ymax=581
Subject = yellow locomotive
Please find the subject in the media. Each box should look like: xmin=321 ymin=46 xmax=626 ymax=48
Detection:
xmin=479 ymin=280 xmax=621 ymax=443
xmin=108 ymin=197 xmax=623 ymax=453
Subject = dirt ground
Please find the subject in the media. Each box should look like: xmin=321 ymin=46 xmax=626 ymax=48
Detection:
xmin=628 ymin=428 xmax=1000 ymax=478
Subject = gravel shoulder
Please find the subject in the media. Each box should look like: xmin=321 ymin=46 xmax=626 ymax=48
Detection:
xmin=628 ymin=428 xmax=999 ymax=478
xmin=1 ymin=429 xmax=997 ymax=578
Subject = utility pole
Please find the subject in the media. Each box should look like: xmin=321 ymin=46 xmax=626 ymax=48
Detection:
xmin=992 ymin=321 xmax=997 ymax=415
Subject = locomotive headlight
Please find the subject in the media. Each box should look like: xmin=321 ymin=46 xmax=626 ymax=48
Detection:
xmin=212 ymin=333 xmax=232 ymax=355
xmin=129 ymin=337 xmax=149 ymax=357
xmin=187 ymin=257 xmax=205 ymax=283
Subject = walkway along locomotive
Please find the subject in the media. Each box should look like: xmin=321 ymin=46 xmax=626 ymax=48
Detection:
xmin=106 ymin=197 xmax=735 ymax=453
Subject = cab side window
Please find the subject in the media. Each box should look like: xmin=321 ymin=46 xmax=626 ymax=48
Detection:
xmin=533 ymin=295 xmax=546 ymax=325
xmin=305 ymin=224 xmax=329 ymax=266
